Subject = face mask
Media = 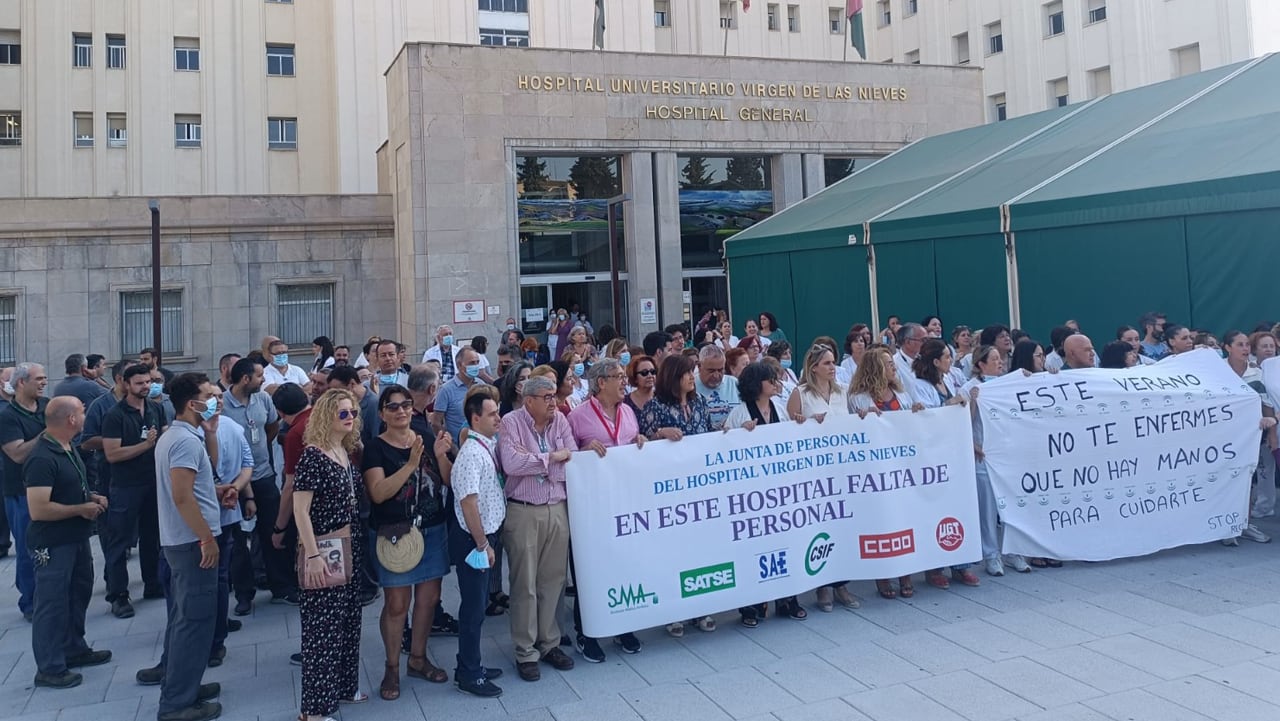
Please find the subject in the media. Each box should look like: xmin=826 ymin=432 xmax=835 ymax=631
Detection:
xmin=465 ymin=546 xmax=491 ymax=570
xmin=619 ymin=352 xmax=631 ymax=366
xmin=525 ymin=351 xmax=537 ymax=361
xmin=573 ymin=363 xmax=585 ymax=377
xmin=239 ymin=516 xmax=257 ymax=533
xmin=149 ymin=382 xmax=164 ymax=399
xmin=379 ymin=373 xmax=398 ymax=386
xmin=559 ymin=315 xmax=567 ymax=321
xmin=1 ymin=381 xmax=12 ymax=395
xmin=781 ymin=359 xmax=793 ymax=370
xmin=465 ymin=365 xmax=481 ymax=379
xmin=506 ymin=323 xmax=516 ymax=331
xmin=442 ymin=335 xmax=454 ymax=347
xmin=198 ymin=396 xmax=218 ymax=421
xmin=273 ymin=353 xmax=289 ymax=366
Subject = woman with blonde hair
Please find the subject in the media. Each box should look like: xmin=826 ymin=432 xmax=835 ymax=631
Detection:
xmin=295 ymin=389 xmax=366 ymax=721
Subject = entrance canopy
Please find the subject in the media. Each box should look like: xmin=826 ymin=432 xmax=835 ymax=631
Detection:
xmin=726 ymin=53 xmax=1280 ymax=342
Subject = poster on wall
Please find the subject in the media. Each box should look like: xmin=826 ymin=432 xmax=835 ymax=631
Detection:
xmin=453 ymin=300 xmax=485 ymax=324
xmin=639 ymin=298 xmax=657 ymax=324
xmin=979 ymin=349 xmax=1263 ymax=562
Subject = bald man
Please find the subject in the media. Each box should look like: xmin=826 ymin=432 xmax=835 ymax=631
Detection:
xmin=26 ymin=397 xmax=112 ymax=689
xmin=1061 ymin=334 xmax=1096 ymax=371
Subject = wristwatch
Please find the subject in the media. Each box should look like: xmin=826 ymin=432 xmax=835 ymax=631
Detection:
xmin=273 ymin=525 xmax=287 ymax=534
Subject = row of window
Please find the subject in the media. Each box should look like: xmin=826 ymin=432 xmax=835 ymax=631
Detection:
xmin=55 ymin=33 xmax=295 ymax=76
xmin=714 ymin=3 xmax=856 ymax=34
xmin=876 ymin=0 xmax=1103 ymax=34
xmin=0 ymin=284 xmax=331 ymax=365
xmin=0 ymin=112 xmax=297 ymax=150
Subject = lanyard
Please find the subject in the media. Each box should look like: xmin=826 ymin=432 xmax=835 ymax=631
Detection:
xmin=589 ymin=398 xmax=620 ymax=446
xmin=470 ymin=435 xmax=499 ymax=470
xmin=43 ymin=434 xmax=88 ymax=497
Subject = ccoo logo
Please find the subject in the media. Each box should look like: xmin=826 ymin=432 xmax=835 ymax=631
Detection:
xmin=936 ymin=517 xmax=964 ymax=551
xmin=805 ymin=533 xmax=835 ymax=576
xmin=859 ymin=529 xmax=915 ymax=559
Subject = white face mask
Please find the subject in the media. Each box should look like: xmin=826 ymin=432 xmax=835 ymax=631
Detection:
xmin=1 ymin=381 xmax=12 ymax=395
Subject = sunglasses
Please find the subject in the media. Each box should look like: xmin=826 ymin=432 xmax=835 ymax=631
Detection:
xmin=635 ymin=369 xmax=657 ymax=377
xmin=382 ymin=401 xmax=414 ymax=412
xmin=338 ymin=409 xmax=360 ymax=420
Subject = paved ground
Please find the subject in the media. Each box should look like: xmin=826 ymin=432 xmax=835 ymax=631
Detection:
xmin=4 ymin=519 xmax=1280 ymax=721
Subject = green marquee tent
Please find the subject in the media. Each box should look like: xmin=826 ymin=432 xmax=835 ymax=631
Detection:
xmin=725 ymin=54 xmax=1280 ymax=346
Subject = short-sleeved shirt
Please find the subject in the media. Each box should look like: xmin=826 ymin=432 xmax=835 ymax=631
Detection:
xmin=361 ymin=436 xmax=448 ymax=530
xmin=0 ymin=397 xmax=49 ymax=497
xmin=214 ymin=417 xmax=254 ymax=527
xmin=450 ymin=436 xmax=505 ymax=535
xmin=283 ymin=408 xmax=313 ymax=478
xmin=52 ymin=375 xmax=107 ymax=409
xmin=636 ymin=396 xmax=713 ymax=439
xmin=696 ymin=375 xmax=740 ymax=431
xmin=435 ymin=376 xmax=476 ymax=444
xmin=82 ymin=392 xmax=121 ymax=488
xmin=221 ymin=389 xmax=279 ymax=482
xmin=263 ymin=363 xmax=309 ymax=390
xmin=23 ymin=435 xmax=92 ymax=549
xmin=101 ymin=397 xmax=165 ymax=487
xmin=154 ymin=421 xmax=222 ymax=546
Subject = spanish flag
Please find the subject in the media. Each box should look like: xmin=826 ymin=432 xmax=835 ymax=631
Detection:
xmin=847 ymin=0 xmax=866 ymax=60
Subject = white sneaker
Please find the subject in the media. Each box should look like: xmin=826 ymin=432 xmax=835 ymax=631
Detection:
xmin=1004 ymin=554 xmax=1032 ymax=573
xmin=984 ymin=557 xmax=1004 ymax=576
xmin=1241 ymin=524 xmax=1271 ymax=543
xmin=1222 ymin=536 xmax=1240 ymax=547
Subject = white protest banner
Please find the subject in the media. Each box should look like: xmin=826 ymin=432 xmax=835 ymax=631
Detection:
xmin=979 ymin=349 xmax=1263 ymax=562
xmin=566 ymin=406 xmax=978 ymax=638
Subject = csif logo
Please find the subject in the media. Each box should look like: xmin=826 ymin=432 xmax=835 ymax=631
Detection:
xmin=679 ymin=562 xmax=736 ymax=598
xmin=606 ymin=583 xmax=659 ymax=613
xmin=859 ymin=529 xmax=915 ymax=559
xmin=805 ymin=533 xmax=835 ymax=576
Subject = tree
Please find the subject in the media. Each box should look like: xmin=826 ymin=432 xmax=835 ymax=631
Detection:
xmin=518 ymin=156 xmax=549 ymax=194
xmin=568 ymin=156 xmax=619 ymax=199
xmin=680 ymin=155 xmax=716 ymax=189
xmin=725 ymin=156 xmax=765 ymax=190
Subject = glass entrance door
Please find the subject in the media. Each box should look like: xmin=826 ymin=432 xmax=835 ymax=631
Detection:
xmin=520 ymin=275 xmax=630 ymax=346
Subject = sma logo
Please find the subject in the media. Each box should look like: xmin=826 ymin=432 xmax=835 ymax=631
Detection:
xmin=607 ymin=583 xmax=659 ymax=612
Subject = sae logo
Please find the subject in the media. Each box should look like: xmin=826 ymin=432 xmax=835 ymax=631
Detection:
xmin=757 ymin=549 xmax=789 ymax=582
xmin=606 ymin=583 xmax=659 ymax=613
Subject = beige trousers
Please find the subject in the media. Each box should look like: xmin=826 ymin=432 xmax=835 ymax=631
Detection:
xmin=502 ymin=500 xmax=570 ymax=663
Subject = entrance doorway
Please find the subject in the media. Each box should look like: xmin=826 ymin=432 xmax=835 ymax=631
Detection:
xmin=683 ymin=272 xmax=728 ymax=330
xmin=519 ymin=275 xmax=630 ymax=345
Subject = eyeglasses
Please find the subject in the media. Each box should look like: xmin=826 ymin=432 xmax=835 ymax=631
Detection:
xmin=606 ymin=374 xmax=628 ymax=381
xmin=635 ymin=369 xmax=657 ymax=377
xmin=533 ymin=393 xmax=557 ymax=404
xmin=338 ymin=409 xmax=360 ymax=420
xmin=382 ymin=401 xmax=414 ymax=412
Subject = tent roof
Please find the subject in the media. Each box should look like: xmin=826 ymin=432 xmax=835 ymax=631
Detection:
xmin=726 ymin=53 xmax=1280 ymax=258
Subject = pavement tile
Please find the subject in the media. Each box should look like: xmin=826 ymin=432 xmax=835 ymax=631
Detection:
xmin=683 ymin=626 xmax=780 ymax=672
xmin=772 ymin=698 xmax=873 ymax=721
xmin=753 ymin=652 xmax=868 ymax=703
xmin=1133 ymin=622 xmax=1266 ymax=665
xmin=873 ymin=630 xmax=988 ymax=674
xmin=816 ymin=641 xmax=932 ymax=689
xmin=907 ymin=669 xmax=1041 ymax=721
xmin=558 ymin=656 xmax=651 ymax=699
xmin=929 ymin=619 xmax=1044 ymax=661
xmin=1148 ymin=675 xmax=1280 ymax=720
xmin=1025 ymin=645 xmax=1159 ymax=694
xmin=942 ymin=582 xmax=1047 ymax=615
xmin=1185 ymin=611 xmax=1280 ymax=648
xmin=843 ymin=682 xmax=968 ymax=721
xmin=690 ymin=666 xmax=800 ymax=718
xmin=1012 ymin=702 xmax=1114 ymax=721
xmin=1195 ymin=660 xmax=1280 ymax=705
xmin=1130 ymin=581 xmax=1247 ymax=615
xmin=622 ymin=682 xmax=733 ymax=721
xmin=1084 ymin=590 xmax=1198 ymax=624
xmin=619 ymin=637 xmax=715 ymax=685
xmin=1083 ymin=634 xmax=1215 ymax=680
xmin=1036 ymin=600 xmax=1146 ymax=636
xmin=1080 ymin=688 xmax=1214 ymax=721
xmin=981 ymin=609 xmax=1099 ymax=649
xmin=970 ymin=657 xmax=1103 ymax=708
xmin=549 ymin=692 xmax=643 ymax=721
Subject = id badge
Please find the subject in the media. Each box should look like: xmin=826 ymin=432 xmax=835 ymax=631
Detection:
xmin=140 ymin=425 xmax=149 ymax=441
xmin=250 ymin=425 xmax=261 ymax=444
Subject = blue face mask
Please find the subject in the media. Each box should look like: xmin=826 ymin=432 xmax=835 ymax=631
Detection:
xmin=149 ymin=382 xmax=164 ymax=398
xmin=619 ymin=352 xmax=631 ymax=366
xmin=465 ymin=365 xmax=481 ymax=379
xmin=525 ymin=351 xmax=537 ymax=361
xmin=781 ymin=359 xmax=793 ymax=370
xmin=573 ymin=363 xmax=585 ymax=377
xmin=378 ymin=373 xmax=398 ymax=387
xmin=273 ymin=353 xmax=289 ymax=367
xmin=442 ymin=335 xmax=454 ymax=347
xmin=464 ymin=547 xmax=491 ymax=570
xmin=197 ymin=396 xmax=218 ymax=421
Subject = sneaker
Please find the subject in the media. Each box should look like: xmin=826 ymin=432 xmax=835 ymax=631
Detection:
xmin=226 ymin=619 xmax=242 ymax=633
xmin=34 ymin=670 xmax=83 ymax=689
xmin=269 ymin=592 xmax=299 ymax=606
xmin=1242 ymin=524 xmax=1271 ymax=543
xmin=111 ymin=597 xmax=135 ymax=619
xmin=197 ymin=683 xmax=221 ymax=702
xmin=481 ymin=667 xmax=503 ymax=681
xmin=156 ymin=701 xmax=222 ymax=721
xmin=289 ymin=653 xmax=303 ymax=666
xmin=574 ymin=635 xmax=605 ymax=663
xmin=541 ymin=647 xmax=574 ymax=671
xmin=1222 ymin=536 xmax=1241 ymax=547
xmin=985 ymin=557 xmax=1005 ymax=576
xmin=431 ymin=613 xmax=459 ymax=637
xmin=455 ymin=677 xmax=503 ymax=698
xmin=1005 ymin=554 xmax=1032 ymax=573
xmin=66 ymin=649 xmax=112 ymax=668
xmin=614 ymin=633 xmax=642 ymax=654
xmin=136 ymin=663 xmax=165 ymax=686
xmin=665 ymin=622 xmax=684 ymax=638
xmin=233 ymin=599 xmax=252 ymax=616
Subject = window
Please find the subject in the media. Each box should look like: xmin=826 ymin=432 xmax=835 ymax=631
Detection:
xmin=991 ymin=93 xmax=1007 ymax=121
xmin=0 ymin=295 xmax=15 ymax=363
xmin=0 ymin=30 xmax=19 ymax=65
xmin=266 ymin=0 xmax=293 ymax=4
xmin=829 ymin=7 xmax=843 ymax=34
xmin=1086 ymin=0 xmax=1106 ymax=24
xmin=720 ymin=0 xmax=735 ymax=29
xmin=787 ymin=4 xmax=799 ymax=32
xmin=1046 ymin=2 xmax=1065 ymax=36
xmin=121 ymin=290 xmax=184 ymax=357
xmin=877 ymin=0 xmax=891 ymax=27
xmin=0 ymin=111 xmax=19 ymax=146
xmin=107 ymin=34 xmax=125 ymax=68
xmin=904 ymin=0 xmax=917 ymax=17
xmin=277 ymin=284 xmax=334 ymax=347
xmin=266 ymin=43 xmax=295 ymax=76
xmin=823 ymin=156 xmax=877 ymax=186
xmin=175 ymin=114 xmax=202 ymax=148
xmin=73 ymin=33 xmax=92 ymax=68
xmin=1088 ymin=66 xmax=1111 ymax=98
xmin=767 ymin=4 xmax=780 ymax=30
xmin=74 ymin=113 xmax=93 ymax=147
xmin=174 ymin=38 xmax=200 ymax=71
xmin=478 ymin=0 xmax=528 ymax=10
xmin=905 ymin=49 xmax=919 ymax=64
xmin=480 ymin=28 xmax=530 ymax=46
xmin=107 ymin=113 xmax=127 ymax=147
xmin=986 ymin=22 xmax=1003 ymax=54
xmin=1050 ymin=77 xmax=1068 ymax=107
xmin=268 ymin=117 xmax=297 ymax=150
xmin=953 ymin=32 xmax=969 ymax=65
xmin=1173 ymin=43 xmax=1200 ymax=77
xmin=655 ymin=0 xmax=671 ymax=27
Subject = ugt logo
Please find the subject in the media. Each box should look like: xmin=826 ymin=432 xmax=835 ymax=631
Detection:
xmin=805 ymin=532 xmax=835 ymax=576
xmin=606 ymin=583 xmax=658 ymax=612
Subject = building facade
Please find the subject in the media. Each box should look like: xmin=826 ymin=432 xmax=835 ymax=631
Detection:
xmin=865 ymin=0 xmax=1280 ymax=121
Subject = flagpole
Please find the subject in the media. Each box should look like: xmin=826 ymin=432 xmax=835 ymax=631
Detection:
xmin=844 ymin=17 xmax=849 ymax=61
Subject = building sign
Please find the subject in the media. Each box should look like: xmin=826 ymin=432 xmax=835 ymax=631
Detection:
xmin=453 ymin=300 xmax=485 ymax=324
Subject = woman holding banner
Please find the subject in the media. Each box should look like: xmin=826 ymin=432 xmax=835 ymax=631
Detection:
xmin=847 ymin=349 xmax=924 ymax=599
xmin=1007 ymin=341 xmax=1064 ymax=569
xmin=623 ymin=355 xmax=658 ymax=415
xmin=962 ymin=346 xmax=1031 ymax=576
xmin=1230 ymin=331 xmax=1279 ymax=526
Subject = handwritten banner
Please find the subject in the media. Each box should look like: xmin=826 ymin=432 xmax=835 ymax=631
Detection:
xmin=566 ymin=407 xmax=978 ymax=638
xmin=979 ymin=349 xmax=1263 ymax=562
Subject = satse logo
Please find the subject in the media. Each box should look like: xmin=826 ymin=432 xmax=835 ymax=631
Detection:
xmin=757 ymin=549 xmax=789 ymax=582
xmin=860 ymin=529 xmax=915 ymax=559
xmin=679 ymin=562 xmax=736 ymax=598
xmin=936 ymin=517 xmax=964 ymax=551
xmin=607 ymin=583 xmax=659 ymax=613
xmin=805 ymin=533 xmax=834 ymax=576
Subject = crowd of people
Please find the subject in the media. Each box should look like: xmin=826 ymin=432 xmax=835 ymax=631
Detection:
xmin=1 ymin=306 xmax=1278 ymax=721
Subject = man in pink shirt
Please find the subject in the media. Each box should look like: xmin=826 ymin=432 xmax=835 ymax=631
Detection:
xmin=496 ymin=375 xmax=578 ymax=682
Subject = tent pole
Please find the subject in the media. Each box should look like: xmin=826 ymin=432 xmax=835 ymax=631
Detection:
xmin=864 ymin=221 xmax=881 ymax=339
xmin=1001 ymin=204 xmax=1021 ymax=328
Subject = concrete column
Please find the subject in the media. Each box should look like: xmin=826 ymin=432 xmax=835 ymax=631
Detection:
xmin=623 ymin=152 xmax=661 ymax=340
xmin=771 ymin=153 xmax=805 ymax=211
xmin=653 ymin=151 xmax=685 ymax=328
xmin=802 ymin=153 xmax=826 ymax=197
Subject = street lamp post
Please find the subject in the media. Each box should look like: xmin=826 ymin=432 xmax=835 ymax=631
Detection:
xmin=148 ymin=199 xmax=162 ymax=367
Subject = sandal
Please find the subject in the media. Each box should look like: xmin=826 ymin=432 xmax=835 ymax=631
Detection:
xmin=740 ymin=615 xmax=759 ymax=629
xmin=666 ymin=622 xmax=685 ymax=638
xmin=815 ymin=587 xmax=834 ymax=612
xmin=926 ymin=571 xmax=950 ymax=590
xmin=379 ymin=663 xmax=400 ymax=701
xmin=777 ymin=597 xmax=807 ymax=620
xmin=696 ymin=615 xmax=717 ymax=632
xmin=406 ymin=655 xmax=448 ymax=683
xmin=338 ymin=691 xmax=369 ymax=704
xmin=898 ymin=576 xmax=914 ymax=599
xmin=876 ymin=579 xmax=897 ymax=599
xmin=833 ymin=585 xmax=861 ymax=609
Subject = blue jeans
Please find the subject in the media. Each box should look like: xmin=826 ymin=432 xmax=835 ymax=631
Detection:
xmin=449 ymin=521 xmax=493 ymax=683
xmin=5 ymin=495 xmax=34 ymax=614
